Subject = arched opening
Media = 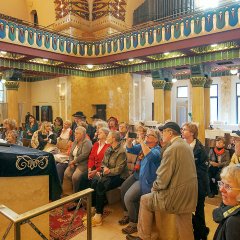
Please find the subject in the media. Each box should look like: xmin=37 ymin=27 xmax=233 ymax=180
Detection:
xmin=30 ymin=10 xmax=38 ymax=26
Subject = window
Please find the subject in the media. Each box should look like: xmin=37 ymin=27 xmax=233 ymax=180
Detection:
xmin=210 ymin=84 xmax=218 ymax=122
xmin=0 ymin=82 xmax=5 ymax=102
xmin=177 ymin=86 xmax=188 ymax=98
xmin=237 ymin=83 xmax=240 ymax=123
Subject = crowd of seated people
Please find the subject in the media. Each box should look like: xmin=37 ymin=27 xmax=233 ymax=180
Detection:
xmin=2 ymin=112 xmax=240 ymax=240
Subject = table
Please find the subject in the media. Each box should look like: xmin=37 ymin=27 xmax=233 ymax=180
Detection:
xmin=0 ymin=144 xmax=62 ymax=200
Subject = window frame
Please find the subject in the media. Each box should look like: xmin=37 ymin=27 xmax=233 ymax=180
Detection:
xmin=210 ymin=84 xmax=218 ymax=122
xmin=177 ymin=86 xmax=188 ymax=98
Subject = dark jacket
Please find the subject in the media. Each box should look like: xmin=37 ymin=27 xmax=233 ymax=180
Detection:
xmin=193 ymin=139 xmax=209 ymax=197
xmin=213 ymin=205 xmax=240 ymax=240
xmin=37 ymin=131 xmax=57 ymax=150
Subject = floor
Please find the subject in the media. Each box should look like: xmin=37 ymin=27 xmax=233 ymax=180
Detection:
xmin=72 ymin=196 xmax=221 ymax=240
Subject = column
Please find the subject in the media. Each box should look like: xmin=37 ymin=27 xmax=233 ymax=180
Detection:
xmin=5 ymin=81 xmax=20 ymax=122
xmin=164 ymin=82 xmax=173 ymax=121
xmin=152 ymin=80 xmax=166 ymax=123
xmin=190 ymin=76 xmax=206 ymax=144
xmin=204 ymin=78 xmax=213 ymax=129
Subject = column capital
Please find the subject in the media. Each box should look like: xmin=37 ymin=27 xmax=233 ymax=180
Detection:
xmin=164 ymin=82 xmax=173 ymax=91
xmin=190 ymin=77 xmax=206 ymax=87
xmin=5 ymin=81 xmax=20 ymax=90
xmin=152 ymin=80 xmax=166 ymax=89
xmin=204 ymin=78 xmax=213 ymax=88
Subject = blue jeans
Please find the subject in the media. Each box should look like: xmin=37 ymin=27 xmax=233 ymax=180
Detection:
xmin=120 ymin=174 xmax=141 ymax=223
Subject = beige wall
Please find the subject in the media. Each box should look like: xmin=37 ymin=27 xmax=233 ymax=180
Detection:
xmin=1 ymin=0 xmax=29 ymax=21
xmin=26 ymin=0 xmax=56 ymax=27
xmin=1 ymin=0 xmax=56 ymax=27
xmin=71 ymin=73 xmax=132 ymax=122
xmin=30 ymin=78 xmax=60 ymax=121
xmin=17 ymin=82 xmax=31 ymax=124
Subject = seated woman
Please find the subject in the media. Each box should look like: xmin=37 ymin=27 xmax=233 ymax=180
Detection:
xmin=52 ymin=117 xmax=63 ymax=137
xmin=92 ymin=120 xmax=109 ymax=144
xmin=213 ymin=164 xmax=240 ymax=240
xmin=2 ymin=118 xmax=17 ymax=140
xmin=37 ymin=121 xmax=57 ymax=151
xmin=86 ymin=131 xmax=129 ymax=227
xmin=25 ymin=115 xmax=38 ymax=142
xmin=57 ymin=120 xmax=72 ymax=152
xmin=78 ymin=127 xmax=110 ymax=192
xmin=208 ymin=137 xmax=230 ymax=197
xmin=62 ymin=126 xmax=92 ymax=199
xmin=119 ymin=128 xmax=161 ymax=235
xmin=6 ymin=130 xmax=23 ymax=146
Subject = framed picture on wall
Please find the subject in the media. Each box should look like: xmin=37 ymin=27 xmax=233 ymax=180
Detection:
xmin=41 ymin=106 xmax=53 ymax=122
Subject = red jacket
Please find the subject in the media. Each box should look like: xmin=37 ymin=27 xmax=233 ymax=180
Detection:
xmin=88 ymin=142 xmax=110 ymax=171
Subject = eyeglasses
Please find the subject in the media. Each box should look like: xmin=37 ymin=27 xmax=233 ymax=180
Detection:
xmin=146 ymin=134 xmax=156 ymax=138
xmin=217 ymin=181 xmax=240 ymax=192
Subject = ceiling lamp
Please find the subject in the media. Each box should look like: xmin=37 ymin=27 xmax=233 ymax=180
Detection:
xmin=128 ymin=58 xmax=134 ymax=62
xmin=164 ymin=52 xmax=170 ymax=56
xmin=86 ymin=64 xmax=94 ymax=69
xmin=211 ymin=44 xmax=217 ymax=47
xmin=172 ymin=78 xmax=178 ymax=83
xmin=0 ymin=51 xmax=7 ymax=55
xmin=230 ymin=69 xmax=238 ymax=75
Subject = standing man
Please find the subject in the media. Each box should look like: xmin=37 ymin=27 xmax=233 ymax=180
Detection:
xmin=126 ymin=122 xmax=198 ymax=240
xmin=70 ymin=111 xmax=86 ymax=141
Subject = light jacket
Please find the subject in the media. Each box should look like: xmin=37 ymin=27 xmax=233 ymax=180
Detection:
xmin=150 ymin=137 xmax=198 ymax=214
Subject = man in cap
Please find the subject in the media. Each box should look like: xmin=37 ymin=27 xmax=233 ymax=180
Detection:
xmin=126 ymin=121 xmax=198 ymax=240
xmin=70 ymin=111 xmax=86 ymax=141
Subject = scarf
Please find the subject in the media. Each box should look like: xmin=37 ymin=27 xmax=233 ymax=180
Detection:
xmin=134 ymin=151 xmax=144 ymax=171
xmin=213 ymin=204 xmax=240 ymax=223
xmin=214 ymin=147 xmax=225 ymax=156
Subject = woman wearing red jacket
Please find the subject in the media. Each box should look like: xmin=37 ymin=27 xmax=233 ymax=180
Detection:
xmin=77 ymin=127 xmax=110 ymax=191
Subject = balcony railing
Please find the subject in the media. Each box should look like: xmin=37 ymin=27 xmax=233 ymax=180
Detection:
xmin=0 ymin=188 xmax=94 ymax=240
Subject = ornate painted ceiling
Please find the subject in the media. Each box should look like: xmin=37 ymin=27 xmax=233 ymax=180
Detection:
xmin=1 ymin=0 xmax=240 ymax=81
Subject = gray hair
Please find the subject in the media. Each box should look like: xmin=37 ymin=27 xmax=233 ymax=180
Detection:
xmin=147 ymin=128 xmax=161 ymax=143
xmin=109 ymin=131 xmax=121 ymax=142
xmin=75 ymin=126 xmax=86 ymax=137
xmin=221 ymin=165 xmax=240 ymax=188
xmin=99 ymin=127 xmax=110 ymax=136
xmin=96 ymin=120 xmax=108 ymax=129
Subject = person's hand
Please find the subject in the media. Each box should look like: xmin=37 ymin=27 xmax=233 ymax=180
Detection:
xmin=44 ymin=137 xmax=48 ymax=142
xmin=69 ymin=160 xmax=75 ymax=169
xmin=126 ymin=132 xmax=134 ymax=144
xmin=103 ymin=167 xmax=110 ymax=175
xmin=210 ymin=161 xmax=219 ymax=167
xmin=88 ymin=170 xmax=97 ymax=179
xmin=138 ymin=135 xmax=144 ymax=144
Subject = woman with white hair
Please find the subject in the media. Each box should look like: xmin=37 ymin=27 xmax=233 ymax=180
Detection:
xmin=63 ymin=126 xmax=92 ymax=198
xmin=6 ymin=130 xmax=23 ymax=146
xmin=213 ymin=164 xmax=240 ymax=240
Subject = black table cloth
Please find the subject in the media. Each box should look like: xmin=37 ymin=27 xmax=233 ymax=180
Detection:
xmin=0 ymin=144 xmax=62 ymax=201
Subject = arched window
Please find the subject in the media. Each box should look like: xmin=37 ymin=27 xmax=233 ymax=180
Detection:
xmin=31 ymin=10 xmax=38 ymax=26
